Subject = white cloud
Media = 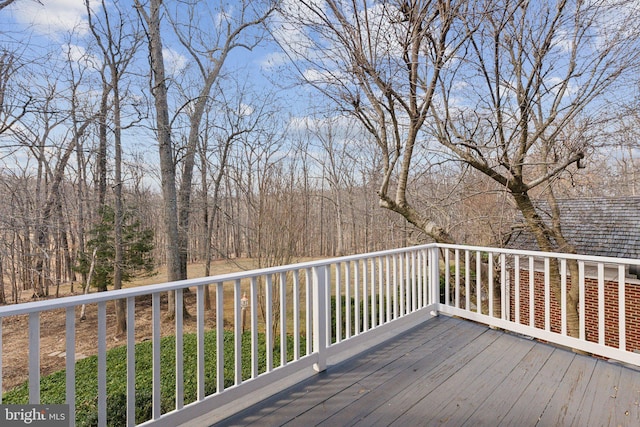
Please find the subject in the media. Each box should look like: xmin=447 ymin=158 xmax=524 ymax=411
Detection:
xmin=162 ymin=48 xmax=187 ymax=76
xmin=62 ymin=43 xmax=102 ymax=69
xmin=278 ymin=0 xmax=325 ymax=23
xmin=239 ymin=103 xmax=254 ymax=117
xmin=288 ymin=115 xmax=315 ymax=132
xmin=552 ymin=28 xmax=574 ymax=54
xmin=259 ymin=51 xmax=290 ymax=70
xmin=267 ymin=0 xmax=330 ymax=68
xmin=580 ymin=0 xmax=640 ymax=53
xmin=268 ymin=1 xmax=412 ymax=80
xmin=301 ymin=66 xmax=351 ymax=87
xmin=544 ymin=75 xmax=579 ymax=99
xmin=9 ymin=0 xmax=89 ymax=36
xmin=302 ymin=68 xmax=329 ymax=83
xmin=268 ymin=20 xmax=313 ymax=65
xmin=289 ymin=114 xmax=361 ymax=140
xmin=215 ymin=9 xmax=233 ymax=28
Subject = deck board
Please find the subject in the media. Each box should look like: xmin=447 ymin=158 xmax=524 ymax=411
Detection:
xmin=215 ymin=316 xmax=640 ymax=427
xmin=348 ymin=324 xmax=498 ymax=426
xmin=230 ymin=312 xmax=456 ymax=425
xmin=388 ymin=333 xmax=526 ymax=426
xmin=536 ymin=352 xmax=597 ymax=426
xmin=497 ymin=347 xmax=573 ymax=426
xmin=462 ymin=341 xmax=555 ymax=426
xmin=611 ymin=361 xmax=640 ymax=425
xmin=425 ymin=334 xmax=537 ymax=426
xmin=284 ymin=318 xmax=486 ymax=426
xmin=572 ymin=360 xmax=621 ymax=427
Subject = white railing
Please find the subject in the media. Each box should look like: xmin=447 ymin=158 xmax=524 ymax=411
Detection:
xmin=437 ymin=244 xmax=640 ymax=367
xmin=2 ymin=244 xmax=640 ymax=426
xmin=0 ymin=245 xmax=439 ymax=427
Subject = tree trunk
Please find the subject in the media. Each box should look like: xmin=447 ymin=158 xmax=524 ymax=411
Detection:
xmin=512 ymin=191 xmax=580 ymax=338
xmin=80 ymin=248 xmax=98 ymax=321
xmin=96 ymin=79 xmax=109 ymax=209
xmin=136 ymin=0 xmax=183 ymax=319
xmin=0 ymin=253 xmax=5 ymax=304
xmin=74 ymin=132 xmax=87 ymax=292
xmin=113 ymin=81 xmax=126 ymax=335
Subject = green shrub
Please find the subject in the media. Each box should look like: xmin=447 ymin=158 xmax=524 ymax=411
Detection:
xmin=331 ymin=294 xmax=396 ymax=342
xmin=3 ymin=330 xmax=305 ymax=426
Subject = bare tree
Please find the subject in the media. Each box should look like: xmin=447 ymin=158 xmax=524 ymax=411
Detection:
xmin=429 ymin=0 xmax=640 ymax=337
xmin=301 ymin=113 xmax=362 ymax=255
xmin=0 ymin=46 xmax=33 ymax=138
xmin=167 ymin=0 xmax=276 ymax=286
xmin=278 ymin=0 xmax=469 ymax=242
xmin=7 ymin=68 xmax=70 ymax=297
xmin=197 ymin=82 xmax=268 ymax=309
xmin=607 ymin=94 xmax=640 ymax=196
xmin=0 ymin=0 xmax=45 ymax=11
xmin=284 ymin=0 xmax=640 ymax=337
xmin=86 ymin=0 xmax=143 ymax=333
xmin=0 ymin=171 xmax=31 ymax=303
xmin=0 ymin=0 xmax=18 ymax=11
xmin=135 ymin=0 xmax=275 ymax=317
xmin=134 ymin=0 xmax=182 ymax=303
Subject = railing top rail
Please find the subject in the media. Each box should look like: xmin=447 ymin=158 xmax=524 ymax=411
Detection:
xmin=437 ymin=243 xmax=640 ymax=266
xmin=0 ymin=244 xmax=437 ymax=317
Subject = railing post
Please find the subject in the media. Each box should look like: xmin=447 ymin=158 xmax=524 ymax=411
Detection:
xmin=28 ymin=312 xmax=40 ymax=404
xmin=312 ymin=265 xmax=327 ymax=372
xmin=430 ymin=246 xmax=440 ymax=309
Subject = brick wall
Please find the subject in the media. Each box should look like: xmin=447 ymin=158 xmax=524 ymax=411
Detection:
xmin=509 ymin=270 xmax=640 ymax=352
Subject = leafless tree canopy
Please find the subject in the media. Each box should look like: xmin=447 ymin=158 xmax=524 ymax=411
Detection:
xmin=271 ymin=0 xmax=640 ymax=337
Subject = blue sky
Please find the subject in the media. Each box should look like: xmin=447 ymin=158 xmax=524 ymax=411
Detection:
xmin=2 ymin=0 xmax=638 ymax=184
xmin=0 ymin=0 xmax=310 ymax=104
xmin=0 ymin=0 xmax=333 ymax=175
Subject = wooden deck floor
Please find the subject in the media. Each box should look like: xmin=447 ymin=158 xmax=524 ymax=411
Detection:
xmin=215 ymin=315 xmax=640 ymax=427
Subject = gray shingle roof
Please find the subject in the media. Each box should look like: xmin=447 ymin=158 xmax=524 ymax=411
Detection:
xmin=508 ymin=197 xmax=640 ymax=259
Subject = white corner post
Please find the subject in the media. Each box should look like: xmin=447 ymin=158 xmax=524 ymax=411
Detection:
xmin=430 ymin=246 xmax=440 ymax=312
xmin=312 ymin=265 xmax=328 ymax=372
